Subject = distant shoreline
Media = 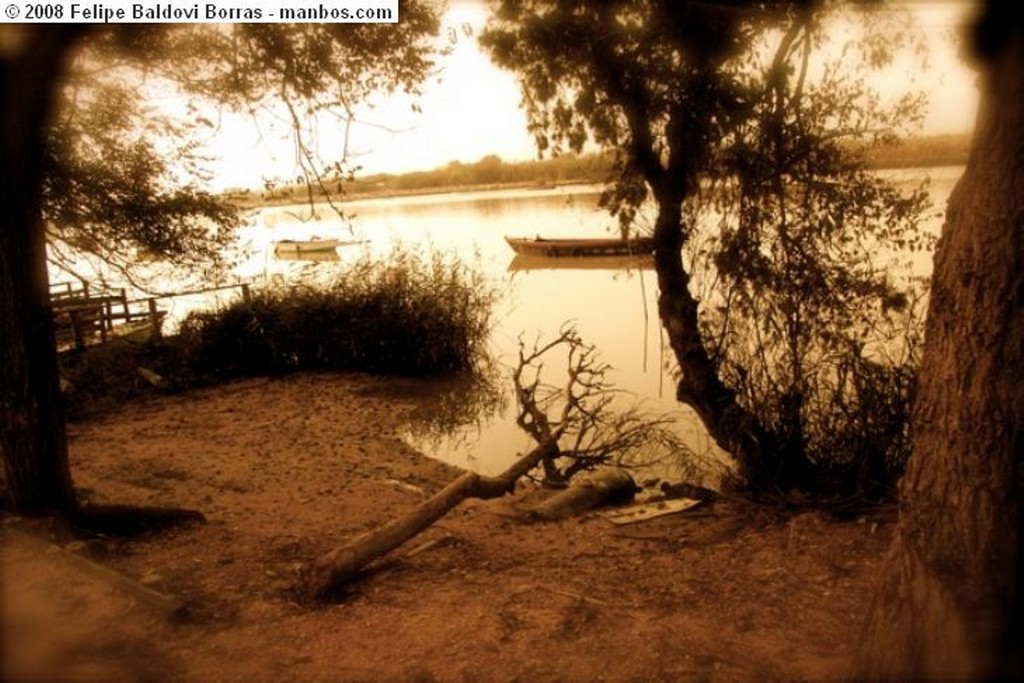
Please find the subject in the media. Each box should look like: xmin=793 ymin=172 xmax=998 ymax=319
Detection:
xmin=223 ymin=133 xmax=971 ymax=211
xmin=227 ymin=178 xmax=594 ymax=210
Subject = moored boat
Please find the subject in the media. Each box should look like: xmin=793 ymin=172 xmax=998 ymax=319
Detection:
xmin=504 ymin=235 xmax=655 ymax=257
xmin=274 ymin=238 xmax=343 ymax=254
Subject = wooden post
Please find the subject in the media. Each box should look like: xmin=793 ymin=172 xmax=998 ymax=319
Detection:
xmin=102 ymin=299 xmax=113 ymax=334
xmin=69 ymin=309 xmax=85 ymax=351
xmin=241 ymin=283 xmax=251 ymax=302
xmin=148 ymin=299 xmax=162 ymax=340
xmin=119 ymin=288 xmax=131 ymax=322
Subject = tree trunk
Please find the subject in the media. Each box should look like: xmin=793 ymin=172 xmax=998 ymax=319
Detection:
xmin=651 ymin=191 xmax=790 ymax=492
xmin=857 ymin=8 xmax=1024 ymax=680
xmin=1 ymin=28 xmax=82 ymax=515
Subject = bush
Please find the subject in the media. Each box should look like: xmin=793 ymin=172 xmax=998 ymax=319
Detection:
xmin=178 ymin=248 xmax=495 ymax=378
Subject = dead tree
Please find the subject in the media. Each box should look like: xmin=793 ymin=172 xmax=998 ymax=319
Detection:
xmin=513 ymin=325 xmax=687 ymax=485
xmin=303 ymin=325 xmax=683 ymax=600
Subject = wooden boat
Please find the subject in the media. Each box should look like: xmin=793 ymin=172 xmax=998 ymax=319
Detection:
xmin=504 ymin=235 xmax=655 ymax=257
xmin=274 ymin=238 xmax=343 ymax=255
xmin=274 ymin=248 xmax=341 ymax=262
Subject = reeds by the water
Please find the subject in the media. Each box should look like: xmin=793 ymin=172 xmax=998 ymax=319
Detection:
xmin=180 ymin=248 xmax=495 ymax=378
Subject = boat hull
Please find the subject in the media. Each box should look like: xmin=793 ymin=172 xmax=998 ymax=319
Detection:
xmin=504 ymin=236 xmax=654 ymax=257
xmin=274 ymin=239 xmax=342 ymax=254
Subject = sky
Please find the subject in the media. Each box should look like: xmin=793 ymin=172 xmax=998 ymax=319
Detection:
xmin=205 ymin=1 xmax=979 ymax=192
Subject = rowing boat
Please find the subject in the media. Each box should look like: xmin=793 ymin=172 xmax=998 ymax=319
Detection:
xmin=504 ymin=235 xmax=655 ymax=257
xmin=274 ymin=238 xmax=342 ymax=254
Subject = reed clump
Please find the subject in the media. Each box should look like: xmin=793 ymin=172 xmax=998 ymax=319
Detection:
xmin=60 ymin=248 xmax=494 ymax=420
xmin=179 ymin=248 xmax=495 ymax=378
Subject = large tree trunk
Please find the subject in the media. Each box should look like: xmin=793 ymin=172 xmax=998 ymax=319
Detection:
xmin=1 ymin=28 xmax=81 ymax=514
xmin=857 ymin=7 xmax=1024 ymax=680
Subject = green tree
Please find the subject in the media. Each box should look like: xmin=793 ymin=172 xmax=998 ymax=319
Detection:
xmin=0 ymin=17 xmax=440 ymax=515
xmin=482 ymin=0 xmax=930 ymax=494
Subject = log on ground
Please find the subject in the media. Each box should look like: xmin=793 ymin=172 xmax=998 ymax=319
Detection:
xmin=304 ymin=442 xmax=558 ymax=601
xmin=527 ymin=468 xmax=637 ymax=521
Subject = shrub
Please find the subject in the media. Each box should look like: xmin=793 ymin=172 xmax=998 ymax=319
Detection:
xmin=178 ymin=247 xmax=495 ymax=378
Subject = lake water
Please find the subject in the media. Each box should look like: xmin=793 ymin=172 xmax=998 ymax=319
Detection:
xmin=228 ymin=166 xmax=963 ymax=482
xmin=235 ymin=184 xmax=691 ymax=478
xmin=59 ymin=167 xmax=949 ymax=482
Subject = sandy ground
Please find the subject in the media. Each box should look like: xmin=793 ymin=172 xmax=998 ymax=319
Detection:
xmin=1 ymin=373 xmax=893 ymax=682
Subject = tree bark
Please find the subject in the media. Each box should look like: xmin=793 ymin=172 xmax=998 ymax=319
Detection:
xmin=1 ymin=27 xmax=83 ymax=514
xmin=857 ymin=7 xmax=1024 ymax=680
xmin=646 ymin=131 xmax=801 ymax=492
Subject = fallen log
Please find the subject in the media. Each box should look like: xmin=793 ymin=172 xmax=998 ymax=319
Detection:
xmin=304 ymin=441 xmax=558 ymax=600
xmin=527 ymin=468 xmax=637 ymax=521
xmin=304 ymin=325 xmax=681 ymax=600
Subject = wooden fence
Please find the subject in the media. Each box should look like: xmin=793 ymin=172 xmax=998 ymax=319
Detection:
xmin=50 ymin=280 xmax=251 ymax=352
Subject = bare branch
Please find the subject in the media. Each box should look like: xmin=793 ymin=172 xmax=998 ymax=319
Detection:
xmin=512 ymin=323 xmax=693 ymax=485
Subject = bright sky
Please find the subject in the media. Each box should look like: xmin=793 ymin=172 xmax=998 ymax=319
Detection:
xmin=206 ymin=0 xmax=979 ymax=192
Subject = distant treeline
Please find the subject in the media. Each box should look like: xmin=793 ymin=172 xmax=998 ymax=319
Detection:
xmin=353 ymin=152 xmax=612 ymax=196
xmin=225 ymin=133 xmax=971 ymax=207
xmin=858 ymin=132 xmax=971 ymax=169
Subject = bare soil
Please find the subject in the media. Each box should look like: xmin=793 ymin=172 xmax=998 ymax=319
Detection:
xmin=1 ymin=373 xmax=893 ymax=682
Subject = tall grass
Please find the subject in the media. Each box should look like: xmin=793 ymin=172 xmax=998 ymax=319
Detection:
xmin=179 ymin=248 xmax=495 ymax=378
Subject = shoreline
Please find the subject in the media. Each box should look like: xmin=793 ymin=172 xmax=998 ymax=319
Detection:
xmin=224 ymin=160 xmax=969 ymax=212
xmin=3 ymin=371 xmax=895 ymax=682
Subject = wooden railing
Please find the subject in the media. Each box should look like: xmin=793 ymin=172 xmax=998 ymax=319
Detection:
xmin=50 ymin=280 xmax=251 ymax=352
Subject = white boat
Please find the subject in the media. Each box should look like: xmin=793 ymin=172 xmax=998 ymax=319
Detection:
xmin=273 ymin=238 xmax=342 ymax=255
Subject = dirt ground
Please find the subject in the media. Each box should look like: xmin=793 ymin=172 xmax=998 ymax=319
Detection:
xmin=1 ymin=373 xmax=894 ymax=682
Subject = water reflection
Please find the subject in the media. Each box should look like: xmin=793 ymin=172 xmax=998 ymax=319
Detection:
xmin=402 ymin=361 xmax=507 ymax=458
xmin=507 ymin=253 xmax=654 ymax=272
xmin=273 ymin=249 xmax=341 ymax=262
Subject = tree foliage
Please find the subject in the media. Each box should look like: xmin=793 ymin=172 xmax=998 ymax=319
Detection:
xmin=0 ymin=15 xmax=441 ymax=515
xmin=690 ymin=3 xmax=934 ymax=491
xmin=43 ymin=16 xmax=442 ymax=288
xmin=483 ymin=0 xmax=933 ymax=495
xmin=44 ymin=75 xmax=238 ymax=285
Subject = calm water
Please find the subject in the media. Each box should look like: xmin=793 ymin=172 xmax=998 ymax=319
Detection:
xmin=241 ymin=184 xmax=698 ymax=477
xmin=231 ymin=166 xmax=963 ymax=480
